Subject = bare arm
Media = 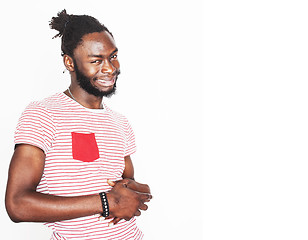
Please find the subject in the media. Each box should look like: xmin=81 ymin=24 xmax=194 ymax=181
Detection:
xmin=5 ymin=144 xmax=151 ymax=223
xmin=121 ymin=156 xmax=151 ymax=193
xmin=122 ymin=155 xmax=135 ymax=179
xmin=107 ymin=155 xmax=151 ymax=225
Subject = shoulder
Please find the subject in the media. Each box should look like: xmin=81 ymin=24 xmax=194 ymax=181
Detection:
xmin=21 ymin=93 xmax=67 ymax=124
xmin=24 ymin=93 xmax=65 ymax=114
xmin=15 ymin=94 xmax=60 ymax=153
xmin=103 ymin=105 xmax=135 ymax=137
xmin=104 ymin=104 xmax=130 ymax=123
xmin=37 ymin=92 xmax=66 ymax=109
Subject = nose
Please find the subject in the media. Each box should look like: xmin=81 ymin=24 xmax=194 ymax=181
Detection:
xmin=101 ymin=59 xmax=116 ymax=74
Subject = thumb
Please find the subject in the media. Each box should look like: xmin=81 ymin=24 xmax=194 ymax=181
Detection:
xmin=107 ymin=179 xmax=116 ymax=187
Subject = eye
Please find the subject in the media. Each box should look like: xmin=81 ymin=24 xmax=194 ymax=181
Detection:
xmin=91 ymin=60 xmax=102 ymax=64
xmin=110 ymin=54 xmax=118 ymax=60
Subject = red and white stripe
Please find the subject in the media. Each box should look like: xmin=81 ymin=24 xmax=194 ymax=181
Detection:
xmin=15 ymin=93 xmax=143 ymax=239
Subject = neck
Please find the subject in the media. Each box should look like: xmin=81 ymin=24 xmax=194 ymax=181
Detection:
xmin=66 ymin=86 xmax=104 ymax=109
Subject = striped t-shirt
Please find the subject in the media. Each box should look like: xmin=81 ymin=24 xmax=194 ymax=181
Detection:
xmin=14 ymin=92 xmax=143 ymax=240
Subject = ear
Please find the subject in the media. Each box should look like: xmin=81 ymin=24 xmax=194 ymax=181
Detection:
xmin=63 ymin=55 xmax=75 ymax=72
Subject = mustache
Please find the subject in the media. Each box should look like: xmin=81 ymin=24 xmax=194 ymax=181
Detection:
xmin=94 ymin=69 xmax=121 ymax=81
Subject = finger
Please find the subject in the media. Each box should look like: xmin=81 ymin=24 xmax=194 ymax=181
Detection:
xmin=99 ymin=214 xmax=114 ymax=221
xmin=126 ymin=180 xmax=150 ymax=193
xmin=135 ymin=210 xmax=141 ymax=217
xmin=139 ymin=193 xmax=152 ymax=202
xmin=113 ymin=218 xmax=122 ymax=225
xmin=135 ymin=183 xmax=151 ymax=193
xmin=107 ymin=179 xmax=116 ymax=187
xmin=108 ymin=217 xmax=122 ymax=227
xmin=105 ymin=215 xmax=113 ymax=220
xmin=108 ymin=179 xmax=129 ymax=188
xmin=138 ymin=203 xmax=148 ymax=211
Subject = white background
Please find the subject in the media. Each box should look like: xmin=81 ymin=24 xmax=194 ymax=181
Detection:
xmin=0 ymin=1 xmax=204 ymax=239
xmin=0 ymin=0 xmax=308 ymax=240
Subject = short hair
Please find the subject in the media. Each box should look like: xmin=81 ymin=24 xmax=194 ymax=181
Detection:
xmin=49 ymin=9 xmax=113 ymax=57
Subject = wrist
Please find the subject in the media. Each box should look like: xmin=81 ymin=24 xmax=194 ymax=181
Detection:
xmin=99 ymin=192 xmax=110 ymax=217
xmin=106 ymin=192 xmax=118 ymax=216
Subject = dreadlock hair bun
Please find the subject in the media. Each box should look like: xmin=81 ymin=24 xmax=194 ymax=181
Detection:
xmin=49 ymin=9 xmax=71 ymax=39
xmin=49 ymin=9 xmax=113 ymax=57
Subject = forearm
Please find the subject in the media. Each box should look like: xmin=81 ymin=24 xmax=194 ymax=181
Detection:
xmin=6 ymin=186 xmax=146 ymax=223
xmin=6 ymin=190 xmax=103 ymax=223
xmin=6 ymin=147 xmax=151 ymax=223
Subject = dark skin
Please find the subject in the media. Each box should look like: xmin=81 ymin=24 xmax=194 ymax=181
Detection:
xmin=63 ymin=31 xmax=120 ymax=109
xmin=5 ymin=31 xmax=151 ymax=225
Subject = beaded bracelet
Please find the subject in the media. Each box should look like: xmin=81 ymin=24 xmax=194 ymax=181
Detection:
xmin=99 ymin=192 xmax=109 ymax=218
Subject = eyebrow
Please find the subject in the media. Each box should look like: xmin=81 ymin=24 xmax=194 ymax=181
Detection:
xmin=88 ymin=48 xmax=118 ymax=58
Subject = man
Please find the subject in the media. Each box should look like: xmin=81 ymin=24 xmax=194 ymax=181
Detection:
xmin=5 ymin=9 xmax=152 ymax=240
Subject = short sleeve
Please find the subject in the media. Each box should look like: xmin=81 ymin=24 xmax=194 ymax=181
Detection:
xmin=14 ymin=102 xmax=56 ymax=153
xmin=124 ymin=119 xmax=136 ymax=156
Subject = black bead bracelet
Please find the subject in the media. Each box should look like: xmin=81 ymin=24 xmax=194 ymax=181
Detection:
xmin=99 ymin=192 xmax=109 ymax=218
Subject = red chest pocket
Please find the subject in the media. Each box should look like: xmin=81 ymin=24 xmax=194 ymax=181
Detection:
xmin=71 ymin=132 xmax=99 ymax=162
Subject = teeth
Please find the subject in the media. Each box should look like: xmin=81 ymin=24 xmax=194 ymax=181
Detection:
xmin=98 ymin=79 xmax=113 ymax=83
xmin=96 ymin=79 xmax=114 ymax=87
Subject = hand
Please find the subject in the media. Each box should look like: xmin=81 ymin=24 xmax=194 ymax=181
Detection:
xmin=108 ymin=179 xmax=151 ymax=194
xmin=106 ymin=179 xmax=152 ymax=221
xmin=106 ymin=179 xmax=152 ymax=226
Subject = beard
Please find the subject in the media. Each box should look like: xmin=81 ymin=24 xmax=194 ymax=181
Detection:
xmin=74 ymin=59 xmax=119 ymax=98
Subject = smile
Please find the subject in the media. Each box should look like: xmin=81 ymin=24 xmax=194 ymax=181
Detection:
xmin=95 ymin=77 xmax=115 ymax=87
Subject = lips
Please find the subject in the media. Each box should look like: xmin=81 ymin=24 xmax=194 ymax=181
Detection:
xmin=95 ymin=77 xmax=115 ymax=87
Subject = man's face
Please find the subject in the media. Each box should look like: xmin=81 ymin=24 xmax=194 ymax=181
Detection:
xmin=72 ymin=31 xmax=120 ymax=98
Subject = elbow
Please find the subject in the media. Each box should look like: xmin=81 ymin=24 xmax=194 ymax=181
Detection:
xmin=8 ymin=215 xmax=22 ymax=223
xmin=6 ymin=206 xmax=22 ymax=223
xmin=5 ymin=196 xmax=26 ymax=223
xmin=6 ymin=203 xmax=22 ymax=223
